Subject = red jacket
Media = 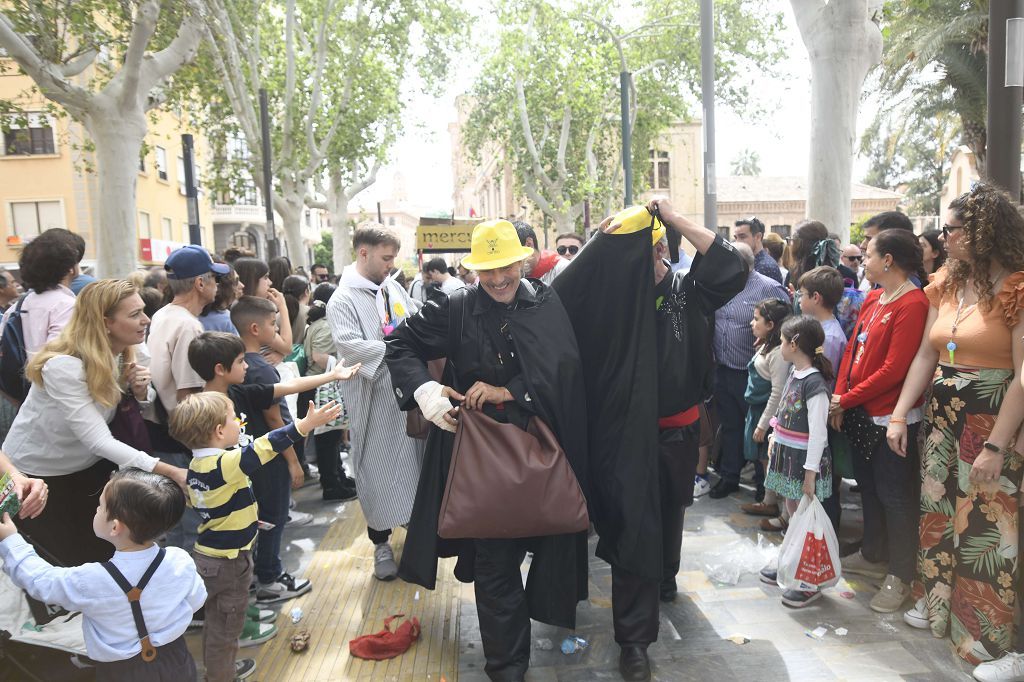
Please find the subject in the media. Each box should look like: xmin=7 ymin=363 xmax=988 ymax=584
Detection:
xmin=835 ymin=287 xmax=929 ymax=417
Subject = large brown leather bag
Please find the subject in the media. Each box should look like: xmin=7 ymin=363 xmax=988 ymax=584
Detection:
xmin=437 ymin=408 xmax=589 ymax=539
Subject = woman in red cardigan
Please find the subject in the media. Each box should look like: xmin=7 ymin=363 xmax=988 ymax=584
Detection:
xmin=829 ymin=229 xmax=929 ymax=614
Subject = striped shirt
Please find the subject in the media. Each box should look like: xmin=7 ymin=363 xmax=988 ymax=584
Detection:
xmin=713 ymin=271 xmax=790 ymax=370
xmin=187 ymin=423 xmax=304 ymax=559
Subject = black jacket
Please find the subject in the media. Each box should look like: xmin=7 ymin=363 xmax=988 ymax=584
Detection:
xmin=384 ymin=280 xmax=590 ymax=629
xmin=654 ymin=236 xmax=747 ymax=417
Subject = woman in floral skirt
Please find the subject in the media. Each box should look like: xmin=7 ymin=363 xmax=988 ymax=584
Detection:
xmin=888 ymin=183 xmax=1024 ymax=664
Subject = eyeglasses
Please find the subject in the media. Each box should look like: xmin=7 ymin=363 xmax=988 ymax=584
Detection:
xmin=556 ymin=245 xmax=579 ymax=256
xmin=845 ymin=255 xmax=863 ymax=262
xmin=941 ymin=224 xmax=963 ymax=239
xmin=314 ymin=272 xmax=330 ymax=281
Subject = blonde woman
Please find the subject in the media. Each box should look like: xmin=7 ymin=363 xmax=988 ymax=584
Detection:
xmin=4 ymin=280 xmax=186 ymax=566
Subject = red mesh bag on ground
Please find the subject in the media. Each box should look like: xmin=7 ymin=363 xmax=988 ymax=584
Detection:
xmin=349 ymin=614 xmax=421 ymax=660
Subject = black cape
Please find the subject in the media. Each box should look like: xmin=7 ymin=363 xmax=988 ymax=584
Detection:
xmin=384 ymin=281 xmax=590 ymax=629
xmin=552 ymin=228 xmax=662 ymax=580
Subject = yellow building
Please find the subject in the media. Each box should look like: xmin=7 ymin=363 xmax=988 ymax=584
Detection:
xmin=0 ymin=62 xmax=214 ymax=271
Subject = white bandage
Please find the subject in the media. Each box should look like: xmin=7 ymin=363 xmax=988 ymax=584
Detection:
xmin=414 ymin=381 xmax=457 ymax=433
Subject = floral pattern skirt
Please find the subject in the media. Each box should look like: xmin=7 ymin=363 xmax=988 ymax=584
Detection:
xmin=915 ymin=365 xmax=1022 ymax=664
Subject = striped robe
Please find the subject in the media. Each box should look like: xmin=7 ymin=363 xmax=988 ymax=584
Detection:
xmin=326 ymin=283 xmax=424 ymax=531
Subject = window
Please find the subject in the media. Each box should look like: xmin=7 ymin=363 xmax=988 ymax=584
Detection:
xmin=161 ymin=217 xmax=172 ymax=240
xmin=2 ymin=113 xmax=55 ymax=156
xmin=717 ymin=226 xmax=730 ymax=240
xmin=138 ymin=152 xmax=146 ymax=172
xmin=771 ymin=225 xmax=792 ymax=238
xmin=177 ymin=157 xmax=186 ymax=194
xmin=155 ymin=146 xmax=167 ymax=181
xmin=9 ymin=200 xmax=62 ymax=238
xmin=647 ymin=149 xmax=670 ymax=190
xmin=388 ymin=216 xmax=396 ymax=226
xmin=182 ymin=222 xmax=190 ymax=243
xmin=139 ymin=211 xmax=151 ymax=239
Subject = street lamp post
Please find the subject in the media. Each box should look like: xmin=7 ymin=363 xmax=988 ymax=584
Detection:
xmin=988 ymin=1 xmax=1024 ymax=197
xmin=700 ymin=0 xmax=717 ymax=231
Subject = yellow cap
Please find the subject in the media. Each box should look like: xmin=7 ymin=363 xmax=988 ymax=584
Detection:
xmin=460 ymin=219 xmax=536 ymax=271
xmin=611 ymin=205 xmax=665 ymax=244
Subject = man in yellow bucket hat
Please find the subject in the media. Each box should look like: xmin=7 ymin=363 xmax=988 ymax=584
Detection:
xmin=386 ymin=217 xmax=591 ymax=681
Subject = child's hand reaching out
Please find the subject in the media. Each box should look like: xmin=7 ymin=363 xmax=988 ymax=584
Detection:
xmin=297 ymin=401 xmax=345 ymax=435
xmin=330 ymin=359 xmax=362 ymax=382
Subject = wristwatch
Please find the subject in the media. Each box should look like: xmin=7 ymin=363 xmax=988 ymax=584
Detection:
xmin=983 ymin=441 xmax=1008 ymax=456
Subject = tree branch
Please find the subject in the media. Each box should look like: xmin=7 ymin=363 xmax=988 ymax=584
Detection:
xmin=305 ymin=0 xmax=336 ymax=155
xmin=515 ymin=74 xmax=554 ymax=191
xmin=790 ymin=0 xmax=826 ymax=39
xmin=141 ymin=0 xmax=205 ymax=90
xmin=281 ymin=0 xmax=297 ymax=163
xmin=119 ymin=0 xmax=161 ymax=108
xmin=59 ymin=48 xmax=98 ymax=77
xmin=0 ymin=12 xmax=93 ymax=116
xmin=555 ymin=105 xmax=571 ymax=181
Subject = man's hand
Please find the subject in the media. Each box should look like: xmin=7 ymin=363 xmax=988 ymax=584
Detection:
xmin=415 ymin=382 xmax=464 ymax=433
xmin=463 ymin=382 xmax=512 ymax=411
xmin=0 ymin=512 xmax=17 ymax=541
xmin=647 ymin=197 xmax=675 ymax=227
xmin=598 ymin=215 xmax=619 ymax=234
xmin=11 ymin=473 xmax=46 ymax=519
xmin=330 ymin=359 xmax=362 ymax=382
xmin=753 ymin=427 xmax=766 ymax=443
xmin=124 ymin=363 xmax=151 ymax=402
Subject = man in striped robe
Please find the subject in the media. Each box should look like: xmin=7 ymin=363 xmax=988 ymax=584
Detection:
xmin=326 ymin=225 xmax=424 ymax=581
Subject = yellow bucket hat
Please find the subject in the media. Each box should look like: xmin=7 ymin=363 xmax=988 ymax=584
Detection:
xmin=611 ymin=205 xmax=665 ymax=244
xmin=460 ymin=219 xmax=535 ymax=271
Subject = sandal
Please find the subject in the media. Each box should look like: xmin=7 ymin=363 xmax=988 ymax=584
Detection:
xmin=741 ymin=502 xmax=780 ymax=517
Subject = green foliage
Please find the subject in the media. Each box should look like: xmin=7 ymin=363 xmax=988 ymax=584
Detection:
xmin=313 ymin=230 xmax=333 ymax=272
xmin=730 ymin=148 xmax=761 ymax=176
xmin=866 ymin=0 xmax=988 ymax=168
xmin=462 ymin=0 xmax=785 ymax=222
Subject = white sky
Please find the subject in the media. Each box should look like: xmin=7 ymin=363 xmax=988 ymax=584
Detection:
xmin=354 ymin=1 xmax=875 ymax=214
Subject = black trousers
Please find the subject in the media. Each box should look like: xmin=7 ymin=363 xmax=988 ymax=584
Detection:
xmin=94 ymin=635 xmax=196 ymax=682
xmin=474 ymin=538 xmax=530 ymax=681
xmin=852 ymin=422 xmax=921 ymax=582
xmin=14 ymin=458 xmax=117 ymax=566
xmin=713 ymin=366 xmax=749 ymax=485
xmin=611 ymin=424 xmax=698 ymax=646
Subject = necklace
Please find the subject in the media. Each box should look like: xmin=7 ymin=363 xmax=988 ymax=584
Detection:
xmin=946 ymin=285 xmax=978 ymax=365
xmin=856 ymin=279 xmax=912 ymax=345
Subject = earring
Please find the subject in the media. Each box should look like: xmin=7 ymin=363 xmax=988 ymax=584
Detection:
xmin=884 ymin=265 xmax=889 ymax=272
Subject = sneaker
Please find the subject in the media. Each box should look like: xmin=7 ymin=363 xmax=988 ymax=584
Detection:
xmin=842 ymin=551 xmax=888 ymax=580
xmin=870 ymin=575 xmax=911 ymax=613
xmin=759 ymin=516 xmax=787 ymax=533
xmin=974 ymin=653 xmax=1024 ymax=682
xmin=693 ymin=476 xmax=711 ymax=498
xmin=903 ymin=597 xmax=930 ymax=630
xmin=374 ymin=542 xmax=398 ymax=581
xmin=781 ymin=589 xmax=822 ymax=608
xmin=255 ymin=572 xmax=312 ymax=604
xmin=247 ymin=605 xmax=276 ymax=623
xmin=234 ymin=659 xmax=257 ymax=680
xmin=322 ymin=486 xmax=358 ymax=502
xmin=759 ymin=567 xmax=778 ymax=585
xmin=708 ymin=480 xmax=739 ymax=499
xmin=740 ymin=502 xmax=779 ymax=517
xmin=287 ymin=510 xmax=314 ymax=526
xmin=238 ymin=619 xmax=277 ymax=647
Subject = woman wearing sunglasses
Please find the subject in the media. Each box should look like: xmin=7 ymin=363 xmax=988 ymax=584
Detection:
xmin=887 ymin=183 xmax=1024 ymax=667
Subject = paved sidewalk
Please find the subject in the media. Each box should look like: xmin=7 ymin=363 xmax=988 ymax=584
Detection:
xmin=457 ymin=480 xmax=977 ymax=681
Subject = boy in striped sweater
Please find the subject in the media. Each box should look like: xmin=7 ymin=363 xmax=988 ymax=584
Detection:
xmin=169 ymin=392 xmax=343 ymax=682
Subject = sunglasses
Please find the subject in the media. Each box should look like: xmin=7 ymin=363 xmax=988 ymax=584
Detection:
xmin=845 ymin=255 xmax=863 ymax=262
xmin=941 ymin=224 xmax=963 ymax=239
xmin=315 ymin=272 xmax=331 ymax=281
xmin=556 ymin=245 xmax=580 ymax=256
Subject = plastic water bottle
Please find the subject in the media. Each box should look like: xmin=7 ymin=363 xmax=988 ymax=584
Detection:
xmin=560 ymin=635 xmax=588 ymax=654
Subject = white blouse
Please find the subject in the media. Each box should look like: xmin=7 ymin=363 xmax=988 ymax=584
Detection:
xmin=3 ymin=355 xmax=158 ymax=476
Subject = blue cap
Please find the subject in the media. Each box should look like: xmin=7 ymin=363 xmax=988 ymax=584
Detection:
xmin=164 ymin=245 xmax=230 ymax=280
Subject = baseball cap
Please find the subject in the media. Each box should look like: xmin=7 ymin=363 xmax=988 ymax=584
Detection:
xmin=164 ymin=245 xmax=230 ymax=280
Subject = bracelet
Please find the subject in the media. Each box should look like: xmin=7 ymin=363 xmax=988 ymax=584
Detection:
xmin=889 ymin=417 xmax=907 ymax=424
xmin=983 ymin=441 xmax=1009 ymax=457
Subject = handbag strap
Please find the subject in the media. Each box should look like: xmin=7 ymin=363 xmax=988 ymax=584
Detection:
xmin=445 ymin=290 xmax=466 ymax=394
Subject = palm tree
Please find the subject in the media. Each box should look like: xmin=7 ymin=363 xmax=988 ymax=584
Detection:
xmin=872 ymin=0 xmax=987 ymax=169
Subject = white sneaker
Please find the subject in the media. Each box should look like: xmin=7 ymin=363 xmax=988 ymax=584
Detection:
xmin=693 ymin=476 xmax=711 ymax=498
xmin=287 ymin=511 xmax=313 ymax=526
xmin=974 ymin=653 xmax=1024 ymax=682
xmin=255 ymin=572 xmax=312 ymax=604
xmin=903 ymin=596 xmax=930 ymax=630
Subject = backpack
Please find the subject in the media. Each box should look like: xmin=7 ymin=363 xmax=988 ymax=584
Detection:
xmin=0 ymin=295 xmax=31 ymax=403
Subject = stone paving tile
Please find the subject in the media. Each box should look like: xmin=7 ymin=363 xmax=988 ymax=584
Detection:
xmin=458 ymin=479 xmax=981 ymax=680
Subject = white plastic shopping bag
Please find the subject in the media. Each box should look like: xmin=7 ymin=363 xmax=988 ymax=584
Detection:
xmin=776 ymin=495 xmax=842 ymax=592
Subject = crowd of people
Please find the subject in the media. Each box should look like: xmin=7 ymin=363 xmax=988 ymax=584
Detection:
xmin=0 ymin=183 xmax=1023 ymax=682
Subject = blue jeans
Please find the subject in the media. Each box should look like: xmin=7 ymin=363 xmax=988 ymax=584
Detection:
xmin=713 ymin=365 xmax=749 ymax=486
xmin=250 ymin=455 xmax=290 ymax=584
xmin=157 ymin=451 xmax=200 ymax=551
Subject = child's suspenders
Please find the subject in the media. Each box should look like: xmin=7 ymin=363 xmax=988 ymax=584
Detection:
xmin=100 ymin=547 xmax=166 ymax=662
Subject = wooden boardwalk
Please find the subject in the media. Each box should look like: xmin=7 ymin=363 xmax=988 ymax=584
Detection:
xmin=249 ymin=509 xmax=463 ymax=681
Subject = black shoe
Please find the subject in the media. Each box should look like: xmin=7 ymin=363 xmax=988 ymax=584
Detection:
xmin=322 ymin=486 xmax=358 ymax=502
xmin=619 ymin=645 xmax=651 ymax=681
xmin=709 ymin=481 xmax=739 ymax=499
